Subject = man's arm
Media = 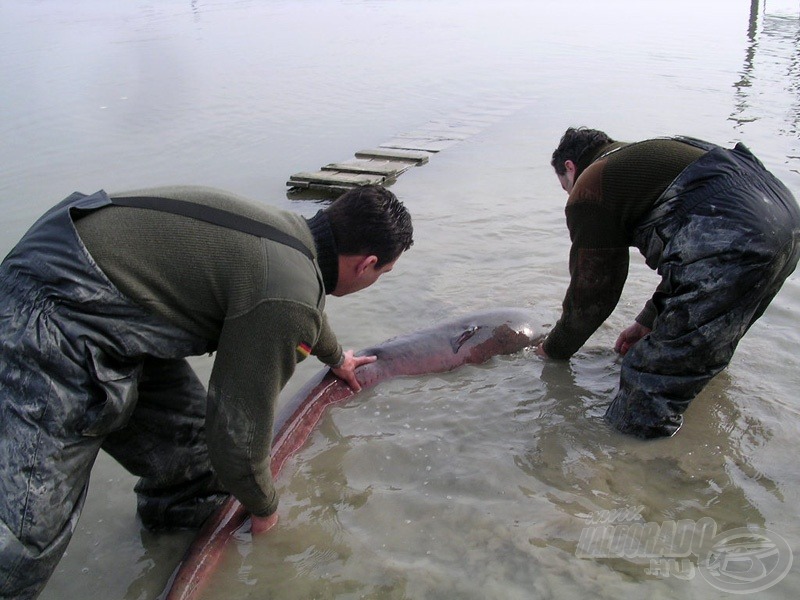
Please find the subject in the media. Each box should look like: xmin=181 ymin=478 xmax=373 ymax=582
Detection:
xmin=311 ymin=312 xmax=343 ymax=366
xmin=542 ymin=246 xmax=630 ymax=358
xmin=205 ymin=301 xmax=321 ymax=518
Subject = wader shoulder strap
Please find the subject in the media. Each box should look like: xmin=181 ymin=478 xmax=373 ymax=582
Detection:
xmin=669 ymin=135 xmax=718 ymax=153
xmin=110 ymin=195 xmax=314 ymax=260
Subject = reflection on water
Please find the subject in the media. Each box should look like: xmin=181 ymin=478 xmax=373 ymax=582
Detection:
xmin=214 ymin=349 xmax=795 ymax=599
xmin=1 ymin=0 xmax=798 ymax=599
xmin=731 ymin=0 xmax=800 ymax=174
xmin=520 ymin=362 xmax=775 ymax=532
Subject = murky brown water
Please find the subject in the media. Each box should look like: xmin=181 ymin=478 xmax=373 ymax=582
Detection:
xmin=2 ymin=0 xmax=799 ymax=598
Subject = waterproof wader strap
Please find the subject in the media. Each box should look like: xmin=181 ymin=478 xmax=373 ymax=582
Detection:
xmin=110 ymin=195 xmax=314 ymax=260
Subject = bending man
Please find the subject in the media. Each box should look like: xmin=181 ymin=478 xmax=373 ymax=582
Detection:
xmin=0 ymin=184 xmax=413 ymax=599
xmin=537 ymin=127 xmax=799 ymax=438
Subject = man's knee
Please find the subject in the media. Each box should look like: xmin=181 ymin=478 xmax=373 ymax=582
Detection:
xmin=605 ymin=389 xmax=684 ymax=439
xmin=604 ymin=344 xmax=715 ymax=439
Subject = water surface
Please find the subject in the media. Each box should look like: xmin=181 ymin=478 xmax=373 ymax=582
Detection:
xmin=1 ymin=1 xmax=798 ymax=598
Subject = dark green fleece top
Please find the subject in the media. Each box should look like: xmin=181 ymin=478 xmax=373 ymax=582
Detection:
xmin=75 ymin=186 xmax=343 ymax=517
xmin=543 ymin=139 xmax=706 ymax=359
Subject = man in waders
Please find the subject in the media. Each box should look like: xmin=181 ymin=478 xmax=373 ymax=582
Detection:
xmin=0 ymin=184 xmax=413 ymax=599
xmin=536 ymin=127 xmax=800 ymax=438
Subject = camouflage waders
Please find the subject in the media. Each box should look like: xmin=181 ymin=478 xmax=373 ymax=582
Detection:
xmin=606 ymin=140 xmax=800 ymax=438
xmin=0 ymin=191 xmax=226 ymax=599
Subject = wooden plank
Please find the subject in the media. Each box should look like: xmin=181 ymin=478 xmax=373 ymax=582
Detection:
xmin=321 ymin=158 xmax=414 ymax=177
xmin=288 ymin=170 xmax=385 ymax=186
xmin=284 ymin=100 xmax=532 ymax=193
xmin=416 ymin=120 xmax=486 ymax=136
xmin=354 ymin=148 xmax=431 ymax=164
xmin=440 ymin=112 xmax=499 ymax=126
xmin=286 ymin=181 xmax=360 ymax=196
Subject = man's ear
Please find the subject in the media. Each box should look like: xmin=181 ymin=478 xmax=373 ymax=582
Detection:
xmin=564 ymin=159 xmax=577 ymax=176
xmin=355 ymin=255 xmax=378 ymax=276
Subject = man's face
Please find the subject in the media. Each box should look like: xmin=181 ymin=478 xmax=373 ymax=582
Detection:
xmin=557 ymin=170 xmax=575 ymax=194
xmin=332 ymin=256 xmax=398 ymax=296
xmin=556 ymin=160 xmax=577 ymax=194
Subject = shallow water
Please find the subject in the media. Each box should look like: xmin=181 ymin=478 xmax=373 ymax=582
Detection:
xmin=2 ymin=0 xmax=799 ymax=598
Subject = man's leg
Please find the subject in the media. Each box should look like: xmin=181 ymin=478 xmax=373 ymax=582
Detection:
xmin=0 ymin=408 xmax=99 ymax=600
xmin=0 ymin=488 xmax=91 ymax=600
xmin=606 ymin=214 xmax=799 ymax=438
xmin=0 ymin=304 xmax=103 ymax=599
xmin=102 ymin=357 xmax=228 ymax=530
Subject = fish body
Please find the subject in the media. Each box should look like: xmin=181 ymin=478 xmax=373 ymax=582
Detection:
xmin=161 ymin=308 xmax=543 ymax=600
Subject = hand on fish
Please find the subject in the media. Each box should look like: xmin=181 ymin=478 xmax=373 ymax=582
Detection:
xmin=331 ymin=350 xmax=377 ymax=392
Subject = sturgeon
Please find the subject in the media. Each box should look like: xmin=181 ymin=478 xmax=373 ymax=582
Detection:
xmin=160 ymin=308 xmax=544 ymax=599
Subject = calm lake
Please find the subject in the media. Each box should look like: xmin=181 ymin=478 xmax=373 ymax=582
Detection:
xmin=2 ymin=0 xmax=799 ymax=598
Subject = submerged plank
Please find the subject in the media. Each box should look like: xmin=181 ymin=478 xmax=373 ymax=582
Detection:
xmin=286 ymin=100 xmax=530 ymax=194
xmin=379 ymin=137 xmax=459 ymax=152
xmin=397 ymin=127 xmax=473 ymax=141
xmin=414 ymin=120 xmax=486 ymax=136
xmin=354 ymin=148 xmax=431 ymax=164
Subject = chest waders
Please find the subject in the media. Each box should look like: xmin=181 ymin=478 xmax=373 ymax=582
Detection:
xmin=0 ymin=190 xmax=314 ymax=599
xmin=604 ymin=139 xmax=800 ymax=438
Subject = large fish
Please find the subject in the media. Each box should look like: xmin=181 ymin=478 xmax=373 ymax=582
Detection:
xmin=160 ymin=308 xmax=544 ymax=600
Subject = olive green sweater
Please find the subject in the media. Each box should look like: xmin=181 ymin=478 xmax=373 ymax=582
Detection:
xmin=543 ymin=139 xmax=706 ymax=359
xmin=75 ymin=186 xmax=343 ymax=516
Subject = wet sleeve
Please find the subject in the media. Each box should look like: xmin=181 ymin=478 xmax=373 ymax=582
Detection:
xmin=543 ymin=245 xmax=630 ymax=359
xmin=635 ymin=299 xmax=658 ymax=329
xmin=205 ymin=300 xmax=322 ymax=517
xmin=543 ymin=195 xmax=631 ymax=359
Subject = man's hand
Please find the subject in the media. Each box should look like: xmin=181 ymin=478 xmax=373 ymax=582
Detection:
xmin=535 ymin=342 xmax=549 ymax=358
xmin=250 ymin=512 xmax=278 ymax=534
xmin=615 ymin=322 xmax=652 ymax=356
xmin=331 ymin=349 xmax=377 ymax=392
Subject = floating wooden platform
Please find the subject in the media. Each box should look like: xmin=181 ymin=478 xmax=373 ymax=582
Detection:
xmin=286 ymin=148 xmax=430 ymax=195
xmin=286 ymin=99 xmax=529 ymax=196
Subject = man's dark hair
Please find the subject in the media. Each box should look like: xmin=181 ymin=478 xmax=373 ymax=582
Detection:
xmin=325 ymin=185 xmax=414 ymax=267
xmin=550 ymin=127 xmax=614 ymax=175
